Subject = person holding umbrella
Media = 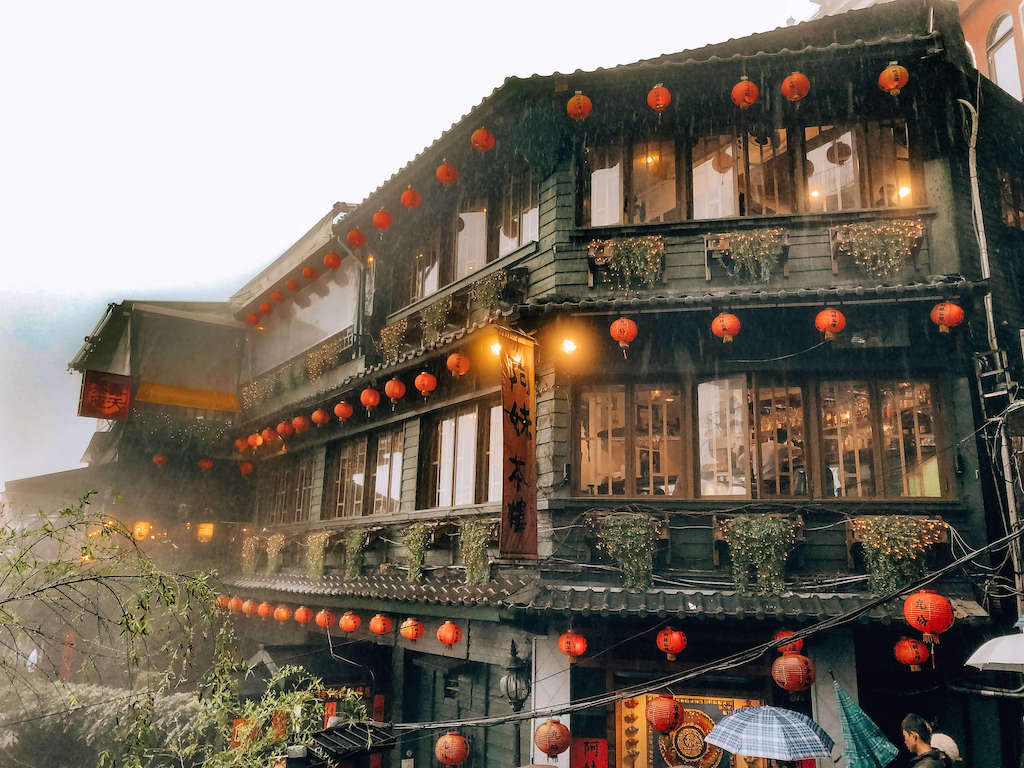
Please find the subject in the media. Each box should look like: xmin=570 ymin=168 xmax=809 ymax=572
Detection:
xmin=929 ymin=733 xmax=960 ymax=767
xmin=901 ymin=713 xmax=945 ymax=768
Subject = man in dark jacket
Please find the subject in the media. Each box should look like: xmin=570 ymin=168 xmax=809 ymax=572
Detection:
xmin=901 ymin=713 xmax=946 ymax=768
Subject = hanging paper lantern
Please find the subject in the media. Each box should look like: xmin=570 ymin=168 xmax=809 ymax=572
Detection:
xmin=334 ymin=401 xmax=354 ymax=422
xmin=291 ymin=415 xmax=310 ymax=433
xmin=780 ymin=72 xmax=811 ymax=101
xmin=302 ymin=266 xmax=318 ymax=280
xmin=257 ymin=601 xmax=274 ymax=620
xmin=930 ymin=301 xmax=964 ymax=333
xmin=446 ymin=353 xmax=471 ymax=377
xmin=815 ymin=308 xmax=846 ymax=340
xmin=242 ymin=599 xmax=259 ymax=617
xmin=346 ymin=227 xmax=366 ymax=248
xmin=270 ymin=290 xmax=285 ymax=303
xmin=293 ymin=606 xmax=313 ymax=625
xmin=340 ymin=611 xmax=361 ymax=633
xmin=276 ymin=421 xmax=294 ymax=437
xmin=314 ymin=609 xmax=336 ymax=629
xmin=401 ymin=186 xmax=422 ymax=209
xmin=646 ymin=694 xmax=685 ymax=733
xmin=311 ymin=408 xmax=330 ymax=427
xmin=384 ymin=378 xmax=406 ymax=404
xmin=216 ymin=594 xmax=231 ymax=609
xmin=471 ymin=127 xmax=495 ymax=152
xmin=557 ymin=630 xmax=587 ymax=663
xmin=259 ymin=301 xmax=273 ymax=316
xmin=246 ymin=312 xmax=260 ymax=326
xmin=286 ymin=278 xmax=300 ymax=292
xmin=435 ymin=731 xmax=469 ymax=766
xmin=325 ymin=251 xmax=343 ymax=269
xmin=198 ymin=458 xmax=214 ymax=471
xmin=878 ymin=61 xmax=910 ymax=95
xmin=609 ymin=317 xmax=638 ymax=355
xmin=261 ymin=427 xmax=278 ymax=444
xmin=152 ymin=453 xmax=168 ymax=466
xmin=437 ymin=620 xmax=463 ymax=648
xmin=655 ymin=627 xmax=687 ymax=661
xmin=647 ymin=83 xmax=671 ymax=113
xmin=360 ymin=387 xmax=381 ymax=414
xmin=773 ymin=630 xmax=804 ymax=655
xmin=228 ymin=596 xmax=244 ymax=613
xmin=894 ymin=637 xmax=930 ymax=671
xmin=436 ymin=160 xmax=458 ymax=186
xmin=247 ymin=433 xmax=263 ymax=448
xmin=534 ymin=718 xmax=571 ymax=758
xmin=234 ymin=437 xmax=249 ymax=452
xmin=712 ymin=312 xmax=741 ymax=343
xmin=239 ymin=461 xmax=254 ymax=476
xmin=731 ymin=77 xmax=759 ymax=108
xmin=566 ymin=90 xmax=592 ymax=121
xmin=771 ymin=653 xmax=815 ymax=692
xmin=372 ymin=209 xmax=392 ymax=231
xmin=274 ymin=605 xmax=292 ymax=622
xmin=369 ymin=614 xmax=393 ymax=635
xmin=400 ymin=617 xmax=424 ymax=641
xmin=414 ymin=372 xmax=438 ymax=398
xmin=903 ymin=589 xmax=955 ymax=643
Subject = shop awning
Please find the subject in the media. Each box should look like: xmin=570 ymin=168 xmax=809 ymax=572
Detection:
xmin=308 ymin=721 xmax=395 ymax=764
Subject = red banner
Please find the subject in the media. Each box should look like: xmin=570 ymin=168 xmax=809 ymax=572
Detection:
xmin=571 ymin=737 xmax=608 ymax=768
xmin=498 ymin=327 xmax=537 ymax=558
xmin=77 ymin=370 xmax=131 ymax=419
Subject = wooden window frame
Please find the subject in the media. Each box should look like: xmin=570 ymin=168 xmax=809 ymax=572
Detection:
xmin=417 ymin=397 xmax=501 ymax=510
xmin=323 ymin=435 xmax=370 ymax=520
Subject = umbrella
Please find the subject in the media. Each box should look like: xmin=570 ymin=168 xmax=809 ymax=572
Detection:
xmin=966 ymin=631 xmax=1024 ymax=672
xmin=833 ymin=680 xmax=898 ymax=768
xmin=705 ymin=705 xmax=834 ymax=762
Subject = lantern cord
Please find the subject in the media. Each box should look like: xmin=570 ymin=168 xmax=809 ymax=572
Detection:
xmin=728 ymin=340 xmax=829 ymax=363
xmin=325 ymin=626 xmax=376 ymax=691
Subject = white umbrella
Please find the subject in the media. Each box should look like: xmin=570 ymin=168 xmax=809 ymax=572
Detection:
xmin=965 ymin=632 xmax=1024 ymax=672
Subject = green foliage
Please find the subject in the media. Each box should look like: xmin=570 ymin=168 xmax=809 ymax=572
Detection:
xmin=469 ymin=270 xmax=508 ymax=311
xmin=265 ymin=533 xmax=286 ymax=575
xmin=379 ymin=319 xmax=408 ymax=364
xmin=721 ymin=227 xmax=785 ymax=283
xmin=403 ymin=523 xmax=428 ymax=583
xmin=305 ymin=531 xmax=331 ymax=580
xmin=459 ymin=520 xmax=491 ymax=586
xmin=241 ymin=535 xmax=260 ymax=576
xmin=835 ymin=218 xmax=925 ymax=278
xmin=597 ymin=513 xmax=655 ymax=591
xmin=854 ymin=516 xmax=944 ymax=595
xmin=343 ymin=528 xmax=366 ymax=580
xmin=723 ymin=515 xmax=797 ymax=595
xmin=420 ymin=298 xmax=452 ymax=345
xmin=123 ymin=409 xmax=231 ymax=457
xmin=589 ymin=236 xmax=665 ymax=290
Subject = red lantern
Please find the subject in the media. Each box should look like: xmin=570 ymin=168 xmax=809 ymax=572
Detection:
xmin=261 ymin=427 xmax=278 ymax=444
xmin=334 ymin=401 xmax=354 ymax=422
xmin=246 ymin=312 xmax=260 ymax=326
xmin=400 ymin=617 xmax=424 ymax=641
xmin=384 ymin=378 xmax=406 ymax=404
xmin=247 ymin=433 xmax=263 ymax=448
xmin=234 ymin=437 xmax=249 ymax=452
xmin=558 ymin=630 xmax=587 ymax=663
xmin=270 ymin=290 xmax=285 ymax=303
xmin=340 ymin=611 xmax=361 ymax=632
xmin=369 ymin=614 xmax=393 ymax=635
xmin=257 ymin=601 xmax=274 ymax=619
xmin=436 ymin=160 xmax=458 ymax=186
xmin=401 ymin=186 xmax=422 ymax=209
xmin=566 ymin=90 xmax=592 ymax=121
xmin=152 ymin=453 xmax=168 ymax=466
xmin=216 ymin=594 xmax=231 ymax=609
xmin=731 ymin=77 xmax=759 ymax=108
xmin=647 ymin=83 xmax=671 ymax=113
xmin=311 ymin=408 xmax=330 ymax=427
xmin=228 ymin=596 xmax=244 ymax=613
xmin=646 ymin=694 xmax=685 ymax=733
xmin=325 ymin=250 xmax=343 ymax=269
xmin=293 ymin=606 xmax=313 ymax=625
xmin=446 ymin=353 xmax=471 ymax=377
xmin=259 ymin=301 xmax=273 ymax=316
xmin=302 ymin=266 xmax=318 ymax=280
xmin=930 ymin=301 xmax=964 ymax=333
xmin=286 ymin=278 xmax=300 ymax=292
xmin=346 ymin=228 xmax=366 ymax=249
xmin=894 ymin=636 xmax=930 ymax=671
xmin=781 ymin=72 xmax=811 ymax=101
xmin=655 ymin=627 xmax=687 ymax=661
xmin=471 ymin=127 xmax=495 ymax=152
xmin=771 ymin=653 xmax=815 ymax=692
xmin=274 ymin=605 xmax=292 ymax=623
xmin=314 ymin=609 xmax=336 ymax=629
xmin=239 ymin=461 xmax=254 ymax=476
xmin=773 ymin=630 xmax=804 ymax=655
xmin=437 ymin=620 xmax=463 ymax=648
xmin=241 ymin=599 xmax=258 ymax=617
xmin=372 ymin=209 xmax=392 ymax=231
xmin=534 ymin=718 xmax=571 ymax=758
xmin=198 ymin=458 xmax=213 ymax=471
xmin=610 ymin=317 xmax=638 ymax=355
xmin=712 ymin=312 xmax=741 ymax=343
xmin=878 ymin=61 xmax=910 ymax=95
xmin=815 ymin=308 xmax=846 ymax=340
xmin=276 ymin=421 xmax=294 ymax=437
xmin=360 ymin=387 xmax=381 ymax=414
xmin=903 ymin=589 xmax=954 ymax=644
xmin=435 ymin=731 xmax=469 ymax=766
xmin=415 ymin=372 xmax=437 ymax=397
xmin=291 ymin=415 xmax=310 ymax=433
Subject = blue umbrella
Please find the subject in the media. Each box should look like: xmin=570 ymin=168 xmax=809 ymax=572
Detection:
xmin=833 ymin=681 xmax=898 ymax=768
xmin=705 ymin=705 xmax=835 ymax=761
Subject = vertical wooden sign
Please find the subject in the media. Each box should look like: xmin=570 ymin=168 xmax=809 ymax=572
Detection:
xmin=498 ymin=327 xmax=537 ymax=558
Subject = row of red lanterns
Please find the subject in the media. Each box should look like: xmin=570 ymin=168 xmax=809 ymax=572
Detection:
xmin=435 ymin=718 xmax=571 ymax=765
xmin=246 ymin=255 xmax=346 ymax=326
xmin=150 ymin=454 xmax=216 ymax=470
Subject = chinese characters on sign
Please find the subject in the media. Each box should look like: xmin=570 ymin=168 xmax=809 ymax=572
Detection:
xmin=77 ymin=370 xmax=131 ymax=419
xmin=498 ymin=327 xmax=537 ymax=558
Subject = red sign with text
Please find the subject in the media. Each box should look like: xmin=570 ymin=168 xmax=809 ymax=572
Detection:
xmin=571 ymin=737 xmax=608 ymax=768
xmin=78 ymin=370 xmax=131 ymax=419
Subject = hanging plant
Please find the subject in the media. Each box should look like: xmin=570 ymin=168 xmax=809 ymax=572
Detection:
xmin=852 ymin=516 xmax=947 ymax=595
xmin=404 ymin=523 xmax=429 ymax=583
xmin=723 ymin=515 xmax=797 ymax=595
xmin=460 ymin=519 xmax=491 ymax=586
xmin=265 ymin=533 xmax=287 ymax=575
xmin=469 ymin=270 xmax=508 ymax=311
xmin=343 ymin=528 xmax=366 ymax=580
xmin=597 ymin=513 xmax=655 ymax=591
xmin=834 ymin=218 xmax=924 ymax=278
xmin=587 ymin=236 xmax=665 ymax=290
xmin=241 ymin=535 xmax=261 ymax=576
xmin=379 ymin=318 xmax=408 ymax=364
xmin=305 ymin=530 xmax=331 ymax=580
xmin=420 ymin=298 xmax=453 ymax=346
xmin=124 ymin=410 xmax=231 ymax=456
xmin=719 ymin=227 xmax=786 ymax=283
xmin=304 ymin=336 xmax=346 ymax=382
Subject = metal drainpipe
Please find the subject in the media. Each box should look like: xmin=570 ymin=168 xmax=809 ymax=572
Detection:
xmin=958 ymin=97 xmax=1024 ymax=617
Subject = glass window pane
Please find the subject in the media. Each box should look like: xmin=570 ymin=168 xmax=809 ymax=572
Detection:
xmin=805 ymin=126 xmax=859 ymax=212
xmin=389 ymin=429 xmax=403 ymax=511
xmin=436 ymin=416 xmax=456 ymax=507
xmin=455 ymin=199 xmax=487 ymax=279
xmin=499 ymin=172 xmax=539 ymax=257
xmin=752 ymin=381 xmax=806 ymax=498
xmin=630 ymin=139 xmax=678 ymax=223
xmin=698 ymin=376 xmax=748 ymax=496
xmin=488 ymin=404 xmax=503 ymax=502
xmin=991 ymin=36 xmax=1023 ymax=99
xmin=863 ymin=120 xmax=915 ymax=208
xmin=741 ymin=129 xmax=793 ymax=216
xmin=578 ymin=386 xmax=626 ymax=495
xmin=692 ymin=135 xmax=738 ymax=220
xmin=880 ymin=381 xmax=940 ymax=497
xmin=374 ymin=428 xmax=402 ymax=515
xmin=820 ymin=381 xmax=876 ymax=497
xmin=584 ymin=146 xmax=623 ymax=227
xmin=453 ymin=408 xmax=478 ymax=505
xmin=634 ymin=387 xmax=683 ymax=496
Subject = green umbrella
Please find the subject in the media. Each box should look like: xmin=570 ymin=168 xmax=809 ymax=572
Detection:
xmin=833 ymin=680 xmax=899 ymax=768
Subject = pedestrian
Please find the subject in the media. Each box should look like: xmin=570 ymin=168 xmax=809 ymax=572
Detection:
xmin=930 ymin=733 xmax=961 ymax=766
xmin=901 ymin=713 xmax=945 ymax=768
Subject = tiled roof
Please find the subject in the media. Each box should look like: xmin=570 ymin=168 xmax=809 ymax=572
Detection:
xmin=309 ymin=721 xmax=395 ymax=764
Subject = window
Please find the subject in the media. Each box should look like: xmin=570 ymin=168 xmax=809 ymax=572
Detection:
xmin=988 ymin=14 xmax=1023 ymax=99
xmin=697 ymin=376 xmax=749 ymax=496
xmin=692 ymin=130 xmax=793 ymax=219
xmin=582 ymin=145 xmax=624 ymax=226
xmin=372 ymin=427 xmax=404 ymax=515
xmin=880 ymin=381 xmax=940 ymax=497
xmin=260 ymin=454 xmax=316 ymax=524
xmin=498 ymin=170 xmax=539 ymax=257
xmin=455 ymin=197 xmax=488 ymax=280
xmin=582 ymin=141 xmax=680 ymax=227
xmin=421 ymin=400 xmax=503 ymax=508
xmin=323 ymin=437 xmax=367 ymax=519
xmin=393 ymin=227 xmax=443 ymax=310
xmin=630 ymin=139 xmax=678 ymax=223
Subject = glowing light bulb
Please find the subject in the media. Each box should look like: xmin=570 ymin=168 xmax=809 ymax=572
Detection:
xmin=561 ymin=338 xmax=577 ymax=354
xmin=490 ymin=342 xmax=502 ymax=356
xmin=898 ymin=186 xmax=911 ymax=199
xmin=810 ymin=189 xmax=820 ymax=199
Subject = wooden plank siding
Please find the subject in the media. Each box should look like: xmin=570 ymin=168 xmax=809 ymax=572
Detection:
xmin=400 ymin=417 xmax=420 ymax=514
